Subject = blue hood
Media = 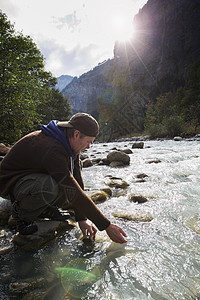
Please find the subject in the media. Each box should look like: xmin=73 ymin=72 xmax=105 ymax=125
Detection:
xmin=41 ymin=120 xmax=75 ymax=158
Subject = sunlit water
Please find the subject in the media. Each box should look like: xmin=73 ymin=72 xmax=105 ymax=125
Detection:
xmin=1 ymin=140 xmax=200 ymax=300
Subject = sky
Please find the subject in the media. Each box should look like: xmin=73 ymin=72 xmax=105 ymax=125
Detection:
xmin=1 ymin=0 xmax=148 ymax=78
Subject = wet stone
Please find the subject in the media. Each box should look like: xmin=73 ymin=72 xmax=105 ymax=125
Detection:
xmin=90 ymin=191 xmax=109 ymax=203
xmin=101 ymin=187 xmax=112 ymax=197
xmin=107 ymin=150 xmax=130 ymax=166
xmin=13 ymin=220 xmax=74 ymax=251
xmin=147 ymin=159 xmax=161 ymax=164
xmin=132 ymin=142 xmax=144 ymax=149
xmin=129 ymin=194 xmax=148 ymax=203
xmin=105 ymin=177 xmax=129 ymax=189
xmin=82 ymin=158 xmax=93 ymax=167
xmin=113 ymin=211 xmax=153 ymax=222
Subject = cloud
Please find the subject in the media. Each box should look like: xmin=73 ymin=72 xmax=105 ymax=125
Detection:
xmin=1 ymin=0 xmax=148 ymax=77
xmin=52 ymin=11 xmax=81 ymax=32
xmin=0 ymin=0 xmax=19 ymax=16
xmin=38 ymin=39 xmax=108 ymax=77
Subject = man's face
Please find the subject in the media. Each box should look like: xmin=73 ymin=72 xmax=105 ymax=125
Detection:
xmin=69 ymin=130 xmax=95 ymax=154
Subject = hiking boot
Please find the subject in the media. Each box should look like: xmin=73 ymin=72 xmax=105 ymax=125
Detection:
xmin=16 ymin=220 xmax=38 ymax=235
xmin=12 ymin=201 xmax=38 ymax=235
xmin=39 ymin=206 xmax=70 ymax=221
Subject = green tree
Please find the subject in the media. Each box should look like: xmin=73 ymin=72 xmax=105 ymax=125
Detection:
xmin=0 ymin=11 xmax=71 ymax=142
xmin=176 ymin=59 xmax=200 ymax=130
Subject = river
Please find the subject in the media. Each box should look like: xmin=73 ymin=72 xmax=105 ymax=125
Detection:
xmin=1 ymin=139 xmax=200 ymax=299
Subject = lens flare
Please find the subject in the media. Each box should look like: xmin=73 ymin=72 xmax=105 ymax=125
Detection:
xmin=55 ymin=267 xmax=96 ymax=282
xmin=55 ymin=258 xmax=101 ymax=298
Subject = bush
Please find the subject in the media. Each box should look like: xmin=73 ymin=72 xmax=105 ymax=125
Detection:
xmin=147 ymin=124 xmax=167 ymax=138
xmin=163 ymin=116 xmax=184 ymax=137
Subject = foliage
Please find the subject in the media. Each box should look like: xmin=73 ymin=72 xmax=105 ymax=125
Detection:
xmin=0 ymin=11 xmax=71 ymax=143
xmin=175 ymin=59 xmax=200 ymax=129
xmin=97 ymin=76 xmax=147 ymax=141
xmin=145 ymin=59 xmax=200 ymax=138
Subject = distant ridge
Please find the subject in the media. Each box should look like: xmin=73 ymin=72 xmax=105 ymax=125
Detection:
xmin=56 ymin=75 xmax=73 ymax=92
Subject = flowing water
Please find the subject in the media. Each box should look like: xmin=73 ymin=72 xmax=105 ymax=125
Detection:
xmin=1 ymin=140 xmax=200 ymax=299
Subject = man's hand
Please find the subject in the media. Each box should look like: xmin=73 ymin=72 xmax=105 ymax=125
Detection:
xmin=106 ymin=224 xmax=127 ymax=244
xmin=78 ymin=220 xmax=97 ymax=241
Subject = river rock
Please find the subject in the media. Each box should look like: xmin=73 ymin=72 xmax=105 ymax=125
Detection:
xmin=147 ymin=159 xmax=161 ymax=164
xmin=136 ymin=173 xmax=148 ymax=179
xmin=9 ymin=276 xmax=47 ymax=293
xmin=80 ymin=153 xmax=89 ymax=160
xmin=92 ymin=158 xmax=101 ymax=165
xmin=121 ymin=148 xmax=133 ymax=154
xmin=21 ymin=289 xmax=47 ymax=300
xmin=174 ymin=136 xmax=182 ymax=141
xmin=101 ymin=187 xmax=112 ymax=197
xmin=107 ymin=150 xmax=130 ymax=166
xmin=13 ymin=220 xmax=74 ymax=251
xmin=90 ymin=191 xmax=108 ymax=203
xmin=0 ymin=197 xmax=12 ymax=225
xmin=105 ymin=177 xmax=129 ymax=189
xmin=132 ymin=142 xmax=144 ymax=149
xmin=129 ymin=194 xmax=148 ymax=203
xmin=179 ymin=216 xmax=200 ymax=234
xmin=109 ymin=161 xmax=125 ymax=167
xmin=113 ymin=211 xmax=153 ymax=222
xmin=82 ymin=158 xmax=93 ymax=168
xmin=115 ymin=190 xmax=128 ymax=197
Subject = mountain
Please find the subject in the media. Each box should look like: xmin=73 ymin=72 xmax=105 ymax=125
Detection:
xmin=55 ymin=75 xmax=73 ymax=92
xmin=62 ymin=0 xmax=200 ymax=118
xmin=62 ymin=60 xmax=113 ymax=117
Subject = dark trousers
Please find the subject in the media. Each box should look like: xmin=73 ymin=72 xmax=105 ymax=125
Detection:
xmin=12 ymin=173 xmax=70 ymax=222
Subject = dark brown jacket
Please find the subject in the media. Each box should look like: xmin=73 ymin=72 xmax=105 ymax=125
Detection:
xmin=0 ymin=131 xmax=110 ymax=230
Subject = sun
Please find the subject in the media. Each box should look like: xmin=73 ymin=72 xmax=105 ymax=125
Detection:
xmin=111 ymin=13 xmax=135 ymax=42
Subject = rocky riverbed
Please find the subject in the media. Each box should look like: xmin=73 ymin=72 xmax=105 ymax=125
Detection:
xmin=0 ymin=136 xmax=200 ymax=299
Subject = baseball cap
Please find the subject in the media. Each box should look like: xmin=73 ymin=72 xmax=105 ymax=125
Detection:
xmin=57 ymin=113 xmax=99 ymax=137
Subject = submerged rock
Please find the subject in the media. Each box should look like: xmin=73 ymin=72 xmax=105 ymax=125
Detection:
xmin=9 ymin=276 xmax=49 ymax=296
xmin=129 ymin=194 xmax=148 ymax=203
xmin=121 ymin=148 xmax=133 ymax=154
xmin=105 ymin=177 xmax=129 ymax=189
xmin=147 ymin=159 xmax=161 ymax=164
xmin=113 ymin=211 xmax=153 ymax=222
xmin=13 ymin=220 xmax=74 ymax=251
xmin=21 ymin=289 xmax=47 ymax=300
xmin=135 ymin=173 xmax=148 ymax=179
xmin=180 ymin=215 xmax=200 ymax=234
xmin=135 ymin=173 xmax=149 ymax=183
xmin=132 ymin=142 xmax=144 ymax=149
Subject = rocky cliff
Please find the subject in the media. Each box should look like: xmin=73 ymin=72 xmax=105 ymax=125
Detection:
xmin=62 ymin=59 xmax=113 ymax=117
xmin=63 ymin=0 xmax=200 ymax=116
